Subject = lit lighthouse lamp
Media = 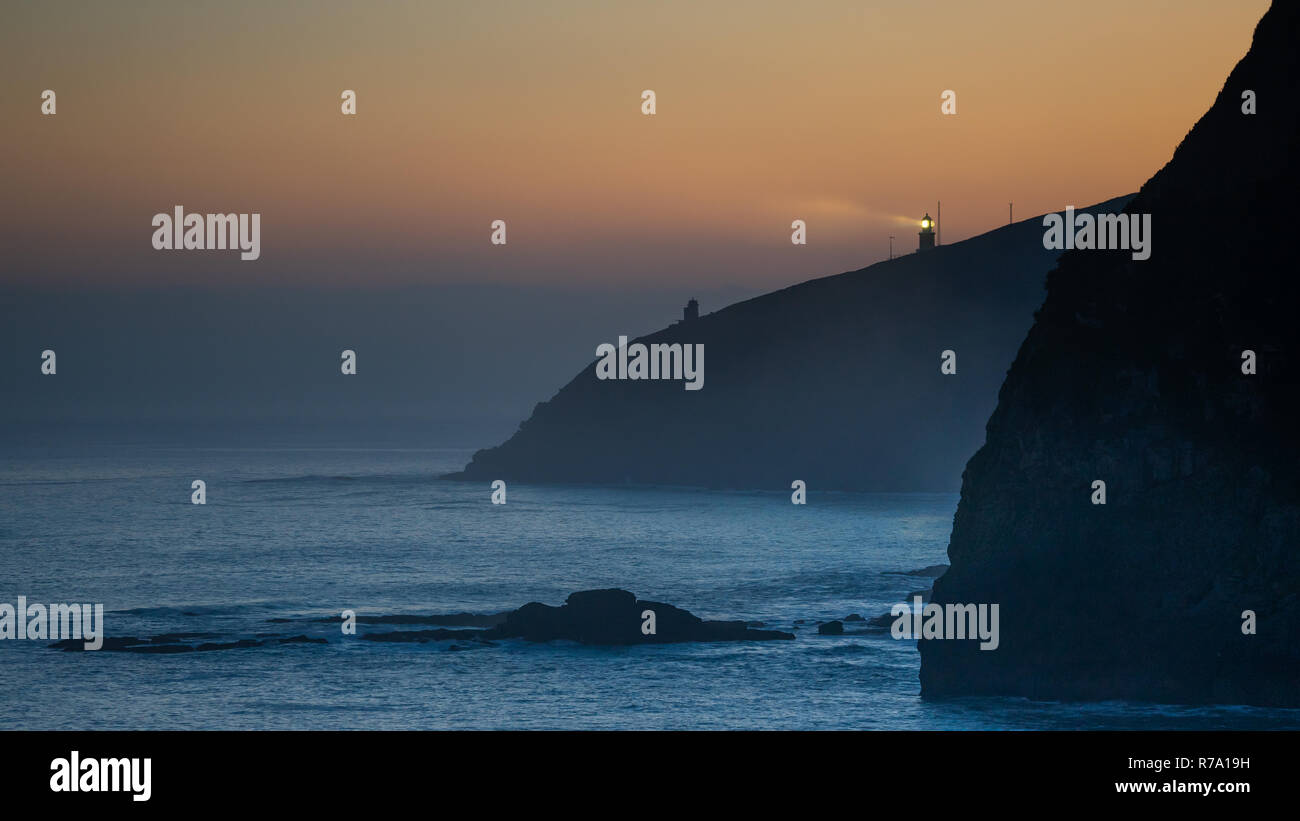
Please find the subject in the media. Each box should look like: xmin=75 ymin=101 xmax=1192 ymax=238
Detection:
xmin=918 ymin=213 xmax=936 ymax=252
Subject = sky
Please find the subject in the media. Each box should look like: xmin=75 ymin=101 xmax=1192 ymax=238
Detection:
xmin=0 ymin=1 xmax=1274 ymax=437
xmin=0 ymin=0 xmax=1270 ymax=291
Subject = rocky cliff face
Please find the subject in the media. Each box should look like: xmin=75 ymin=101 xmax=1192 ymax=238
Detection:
xmin=920 ymin=1 xmax=1299 ymax=706
xmin=451 ymin=197 xmax=1130 ymax=492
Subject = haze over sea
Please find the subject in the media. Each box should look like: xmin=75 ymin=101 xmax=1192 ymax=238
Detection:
xmin=2 ymin=422 xmax=1296 ymax=730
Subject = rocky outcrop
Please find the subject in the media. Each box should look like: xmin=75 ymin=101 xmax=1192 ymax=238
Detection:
xmin=52 ymin=590 xmax=792 ymax=652
xmin=920 ymin=2 xmax=1300 ymax=706
xmin=486 ymin=589 xmax=794 ymax=644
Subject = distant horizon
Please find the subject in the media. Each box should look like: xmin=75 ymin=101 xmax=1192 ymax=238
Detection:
xmin=1 ymin=192 xmax=1133 ymax=439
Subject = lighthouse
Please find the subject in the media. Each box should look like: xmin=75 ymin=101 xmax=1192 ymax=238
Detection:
xmin=918 ymin=213 xmax=936 ymax=252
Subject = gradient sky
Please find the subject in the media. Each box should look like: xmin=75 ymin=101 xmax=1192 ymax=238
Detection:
xmin=1 ymin=0 xmax=1270 ymax=290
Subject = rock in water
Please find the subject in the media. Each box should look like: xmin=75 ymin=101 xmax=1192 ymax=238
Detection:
xmin=920 ymin=1 xmax=1300 ymax=706
xmin=487 ymin=588 xmax=793 ymax=644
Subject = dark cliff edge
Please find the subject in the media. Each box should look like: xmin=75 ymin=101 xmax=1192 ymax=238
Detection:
xmin=449 ymin=197 xmax=1132 ymax=491
xmin=921 ymin=2 xmax=1299 ymax=706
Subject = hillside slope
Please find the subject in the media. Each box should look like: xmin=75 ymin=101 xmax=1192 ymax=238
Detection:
xmin=451 ymin=197 xmax=1131 ymax=491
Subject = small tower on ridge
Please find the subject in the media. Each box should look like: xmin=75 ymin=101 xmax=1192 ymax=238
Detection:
xmin=683 ymin=298 xmax=699 ymax=323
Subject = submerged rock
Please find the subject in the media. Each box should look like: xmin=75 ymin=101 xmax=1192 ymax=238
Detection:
xmin=50 ymin=636 xmax=271 ymax=653
xmin=885 ymin=564 xmax=949 ymax=578
xmin=300 ymin=611 xmax=508 ymax=628
xmin=361 ymin=628 xmax=486 ymax=643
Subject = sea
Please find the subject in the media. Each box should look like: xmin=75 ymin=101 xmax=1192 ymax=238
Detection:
xmin=3 ymin=423 xmax=1297 ymax=730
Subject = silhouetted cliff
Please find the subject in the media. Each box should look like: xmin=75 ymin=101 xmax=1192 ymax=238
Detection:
xmin=921 ymin=1 xmax=1299 ymax=705
xmin=451 ymin=197 xmax=1131 ymax=491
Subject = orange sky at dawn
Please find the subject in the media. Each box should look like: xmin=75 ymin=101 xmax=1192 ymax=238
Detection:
xmin=0 ymin=0 xmax=1270 ymax=290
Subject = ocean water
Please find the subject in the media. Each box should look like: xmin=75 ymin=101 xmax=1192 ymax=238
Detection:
xmin=2 ymin=428 xmax=1297 ymax=730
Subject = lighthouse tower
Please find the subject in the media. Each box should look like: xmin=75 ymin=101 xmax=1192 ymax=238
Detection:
xmin=918 ymin=213 xmax=936 ymax=252
xmin=683 ymin=298 xmax=699 ymax=323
